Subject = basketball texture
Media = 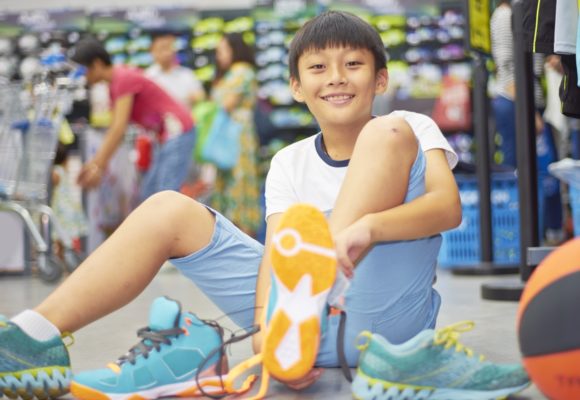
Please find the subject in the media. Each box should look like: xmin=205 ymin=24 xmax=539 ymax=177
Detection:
xmin=517 ymin=238 xmax=580 ymax=400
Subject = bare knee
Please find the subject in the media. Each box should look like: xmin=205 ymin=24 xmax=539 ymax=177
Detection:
xmin=137 ymin=191 xmax=214 ymax=256
xmin=356 ymin=115 xmax=418 ymax=158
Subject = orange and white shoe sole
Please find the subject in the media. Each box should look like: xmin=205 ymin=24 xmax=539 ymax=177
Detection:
xmin=262 ymin=204 xmax=337 ymax=382
xmin=69 ymin=375 xmax=236 ymax=400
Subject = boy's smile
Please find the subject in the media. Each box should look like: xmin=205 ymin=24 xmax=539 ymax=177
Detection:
xmin=321 ymin=93 xmax=354 ymax=105
xmin=291 ymin=46 xmax=387 ymax=132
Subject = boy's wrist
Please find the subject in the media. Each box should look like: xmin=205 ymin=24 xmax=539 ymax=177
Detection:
xmin=362 ymin=213 xmax=378 ymax=243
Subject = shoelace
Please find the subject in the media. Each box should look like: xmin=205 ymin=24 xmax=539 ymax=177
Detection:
xmin=191 ymin=306 xmax=270 ymax=399
xmin=433 ymin=321 xmax=485 ymax=361
xmin=111 ymin=326 xmax=184 ymax=368
xmin=336 ymin=309 xmax=353 ymax=382
xmin=195 ymin=322 xmax=261 ymax=399
xmin=208 ymin=298 xmax=352 ymax=399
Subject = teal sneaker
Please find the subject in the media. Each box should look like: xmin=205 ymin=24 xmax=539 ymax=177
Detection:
xmin=352 ymin=321 xmax=530 ymax=400
xmin=0 ymin=316 xmax=72 ymax=399
xmin=70 ymin=296 xmax=230 ymax=400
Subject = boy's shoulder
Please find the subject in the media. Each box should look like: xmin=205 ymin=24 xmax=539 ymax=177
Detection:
xmin=272 ymin=133 xmax=318 ymax=161
xmin=388 ymin=110 xmax=442 ymax=133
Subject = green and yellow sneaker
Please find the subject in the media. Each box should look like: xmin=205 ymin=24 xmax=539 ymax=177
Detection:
xmin=0 ymin=317 xmax=71 ymax=399
xmin=352 ymin=321 xmax=530 ymax=400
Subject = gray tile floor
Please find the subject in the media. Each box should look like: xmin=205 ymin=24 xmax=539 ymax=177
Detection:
xmin=0 ymin=267 xmax=546 ymax=399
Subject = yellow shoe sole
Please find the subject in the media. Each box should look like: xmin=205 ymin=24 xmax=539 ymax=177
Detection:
xmin=263 ymin=204 xmax=337 ymax=382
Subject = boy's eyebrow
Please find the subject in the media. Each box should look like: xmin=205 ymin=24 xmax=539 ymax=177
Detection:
xmin=302 ymin=46 xmax=365 ymax=55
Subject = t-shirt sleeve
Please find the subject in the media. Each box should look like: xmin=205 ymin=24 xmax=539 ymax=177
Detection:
xmin=394 ymin=110 xmax=458 ymax=169
xmin=110 ymin=69 xmax=145 ymax=101
xmin=265 ymin=153 xmax=297 ymax=220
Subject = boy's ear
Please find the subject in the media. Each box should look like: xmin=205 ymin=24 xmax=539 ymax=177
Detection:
xmin=290 ymin=76 xmax=305 ymax=103
xmin=375 ymin=68 xmax=389 ymax=95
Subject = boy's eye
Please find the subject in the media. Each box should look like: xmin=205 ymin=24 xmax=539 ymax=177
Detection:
xmin=346 ymin=61 xmax=363 ymax=67
xmin=308 ymin=64 xmax=325 ymax=70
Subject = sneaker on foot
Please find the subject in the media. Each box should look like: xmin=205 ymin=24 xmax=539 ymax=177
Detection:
xmin=262 ymin=204 xmax=337 ymax=382
xmin=352 ymin=321 xmax=531 ymax=400
xmin=70 ymin=296 xmax=230 ymax=400
xmin=0 ymin=317 xmax=72 ymax=399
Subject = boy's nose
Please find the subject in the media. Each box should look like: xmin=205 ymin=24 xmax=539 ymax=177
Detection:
xmin=328 ymin=67 xmax=347 ymax=85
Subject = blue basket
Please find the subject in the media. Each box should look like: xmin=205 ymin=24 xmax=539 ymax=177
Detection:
xmin=438 ymin=173 xmax=530 ymax=267
xmin=570 ymin=185 xmax=580 ymax=236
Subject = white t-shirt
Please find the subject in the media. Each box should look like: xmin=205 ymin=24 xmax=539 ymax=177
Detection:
xmin=265 ymin=110 xmax=458 ymax=219
xmin=145 ymin=64 xmax=202 ymax=107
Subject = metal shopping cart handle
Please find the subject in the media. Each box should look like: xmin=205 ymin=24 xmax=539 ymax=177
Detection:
xmin=10 ymin=118 xmax=54 ymax=135
xmin=10 ymin=119 xmax=29 ymax=133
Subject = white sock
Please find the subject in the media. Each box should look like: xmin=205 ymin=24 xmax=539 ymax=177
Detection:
xmin=11 ymin=310 xmax=61 ymax=341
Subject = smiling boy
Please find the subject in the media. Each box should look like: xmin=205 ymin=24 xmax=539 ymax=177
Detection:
xmin=0 ymin=11 xmax=528 ymax=400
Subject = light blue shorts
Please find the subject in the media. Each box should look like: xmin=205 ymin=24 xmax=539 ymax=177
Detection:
xmin=170 ymin=209 xmax=440 ymax=368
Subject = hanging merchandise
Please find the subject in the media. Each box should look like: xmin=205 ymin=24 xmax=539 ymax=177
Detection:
xmin=431 ymin=75 xmax=472 ymax=132
xmin=559 ymin=55 xmax=580 ymax=119
xmin=252 ymin=2 xmax=319 ymax=141
xmin=91 ymin=7 xmax=199 ymax=71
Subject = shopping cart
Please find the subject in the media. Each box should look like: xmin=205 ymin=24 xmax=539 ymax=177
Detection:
xmin=0 ymin=80 xmax=82 ymax=282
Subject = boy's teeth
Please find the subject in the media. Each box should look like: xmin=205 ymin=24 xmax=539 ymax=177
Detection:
xmin=325 ymin=95 xmax=352 ymax=100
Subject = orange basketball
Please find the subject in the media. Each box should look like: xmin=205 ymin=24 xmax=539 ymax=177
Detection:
xmin=517 ymin=238 xmax=580 ymax=400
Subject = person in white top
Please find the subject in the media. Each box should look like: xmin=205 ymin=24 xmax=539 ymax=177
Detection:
xmin=146 ymin=32 xmax=209 ymax=199
xmin=145 ymin=32 xmax=205 ymax=108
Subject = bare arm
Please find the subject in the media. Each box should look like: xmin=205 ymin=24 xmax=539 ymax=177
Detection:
xmin=93 ymin=94 xmax=133 ymax=167
xmin=77 ymin=94 xmax=133 ymax=189
xmin=366 ymin=149 xmax=461 ymax=241
xmin=334 ymin=149 xmax=461 ymax=273
xmin=220 ymin=92 xmax=242 ymax=113
xmin=187 ymin=88 xmax=206 ymax=106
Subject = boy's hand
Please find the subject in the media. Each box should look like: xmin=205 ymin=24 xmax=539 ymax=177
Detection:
xmin=334 ymin=215 xmax=373 ymax=278
xmin=280 ymin=368 xmax=324 ymax=390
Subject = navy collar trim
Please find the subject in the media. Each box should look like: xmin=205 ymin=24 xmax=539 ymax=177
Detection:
xmin=314 ymin=133 xmax=350 ymax=167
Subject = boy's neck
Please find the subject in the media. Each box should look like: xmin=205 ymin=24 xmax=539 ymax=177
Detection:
xmin=319 ymin=118 xmax=370 ymax=160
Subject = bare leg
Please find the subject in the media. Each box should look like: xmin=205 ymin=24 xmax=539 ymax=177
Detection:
xmin=35 ymin=191 xmax=215 ymax=333
xmin=329 ymin=116 xmax=418 ymax=234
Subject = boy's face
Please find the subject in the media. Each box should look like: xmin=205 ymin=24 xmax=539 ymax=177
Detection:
xmin=85 ymin=59 xmax=105 ymax=86
xmin=290 ymin=46 xmax=387 ymax=129
xmin=150 ymin=36 xmax=176 ymax=68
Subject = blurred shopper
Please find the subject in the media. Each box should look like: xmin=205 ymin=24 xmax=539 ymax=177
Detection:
xmin=146 ymin=32 xmax=209 ymax=200
xmin=51 ymin=142 xmax=88 ymax=259
xmin=70 ymin=38 xmax=195 ymax=202
xmin=490 ymin=1 xmax=563 ymax=242
xmin=210 ymin=33 xmax=262 ymax=236
xmin=145 ymin=32 xmax=205 ymax=109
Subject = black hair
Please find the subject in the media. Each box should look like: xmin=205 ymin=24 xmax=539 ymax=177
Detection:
xmin=150 ymin=30 xmax=177 ymax=42
xmin=288 ymin=11 xmax=387 ymax=80
xmin=54 ymin=142 xmax=68 ymax=166
xmin=69 ymin=37 xmax=111 ymax=67
xmin=214 ymin=32 xmax=255 ymax=82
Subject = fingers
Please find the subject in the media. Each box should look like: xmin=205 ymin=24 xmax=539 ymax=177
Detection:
xmin=335 ymin=239 xmax=355 ymax=279
xmin=283 ymin=368 xmax=324 ymax=390
xmin=77 ymin=162 xmax=102 ymax=188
